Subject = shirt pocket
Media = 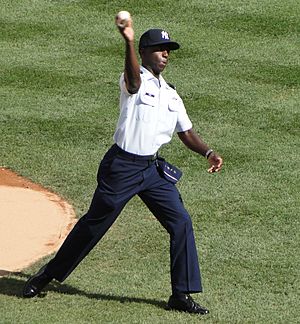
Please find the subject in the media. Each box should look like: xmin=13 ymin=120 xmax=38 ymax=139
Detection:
xmin=156 ymin=97 xmax=180 ymax=134
xmin=136 ymin=92 xmax=157 ymax=122
xmin=168 ymin=96 xmax=182 ymax=112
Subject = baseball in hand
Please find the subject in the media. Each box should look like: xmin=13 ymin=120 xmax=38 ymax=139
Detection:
xmin=115 ymin=10 xmax=131 ymax=28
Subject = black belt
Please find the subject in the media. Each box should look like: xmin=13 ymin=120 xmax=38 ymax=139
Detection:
xmin=114 ymin=145 xmax=158 ymax=162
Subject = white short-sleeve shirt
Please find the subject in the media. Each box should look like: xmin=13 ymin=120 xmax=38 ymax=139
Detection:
xmin=113 ymin=66 xmax=192 ymax=155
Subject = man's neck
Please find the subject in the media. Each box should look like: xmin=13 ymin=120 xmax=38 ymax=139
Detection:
xmin=142 ymin=64 xmax=160 ymax=79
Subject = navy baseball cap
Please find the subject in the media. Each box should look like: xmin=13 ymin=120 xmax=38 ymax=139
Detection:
xmin=139 ymin=29 xmax=180 ymax=50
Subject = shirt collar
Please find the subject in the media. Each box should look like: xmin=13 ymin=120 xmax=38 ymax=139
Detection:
xmin=140 ymin=65 xmax=166 ymax=87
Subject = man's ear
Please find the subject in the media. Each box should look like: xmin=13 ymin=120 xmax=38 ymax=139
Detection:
xmin=139 ymin=47 xmax=145 ymax=57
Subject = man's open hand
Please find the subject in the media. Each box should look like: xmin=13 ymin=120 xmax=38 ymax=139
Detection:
xmin=208 ymin=153 xmax=223 ymax=173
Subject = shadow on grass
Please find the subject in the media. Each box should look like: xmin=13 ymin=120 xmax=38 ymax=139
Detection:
xmin=0 ymin=271 xmax=166 ymax=310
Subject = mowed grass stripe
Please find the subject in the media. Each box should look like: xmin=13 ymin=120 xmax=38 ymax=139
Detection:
xmin=1 ymin=0 xmax=299 ymax=323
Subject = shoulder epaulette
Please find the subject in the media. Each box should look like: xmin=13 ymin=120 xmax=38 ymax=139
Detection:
xmin=167 ymin=82 xmax=176 ymax=90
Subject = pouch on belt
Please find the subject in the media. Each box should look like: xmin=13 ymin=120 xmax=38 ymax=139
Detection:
xmin=156 ymin=157 xmax=182 ymax=184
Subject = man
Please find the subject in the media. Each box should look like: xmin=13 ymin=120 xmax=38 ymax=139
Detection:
xmin=23 ymin=20 xmax=223 ymax=315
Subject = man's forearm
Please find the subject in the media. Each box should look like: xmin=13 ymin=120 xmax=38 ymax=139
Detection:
xmin=177 ymin=129 xmax=211 ymax=157
xmin=124 ymin=40 xmax=141 ymax=93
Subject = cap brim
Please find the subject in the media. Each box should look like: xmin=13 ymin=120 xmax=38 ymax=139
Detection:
xmin=141 ymin=41 xmax=180 ymax=50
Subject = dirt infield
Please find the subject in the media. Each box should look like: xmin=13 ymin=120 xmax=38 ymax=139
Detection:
xmin=0 ymin=168 xmax=76 ymax=276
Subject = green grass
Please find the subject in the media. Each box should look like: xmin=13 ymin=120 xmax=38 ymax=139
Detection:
xmin=1 ymin=0 xmax=299 ymax=323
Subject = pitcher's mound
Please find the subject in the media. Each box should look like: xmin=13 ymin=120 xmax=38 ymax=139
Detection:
xmin=0 ymin=168 xmax=76 ymax=276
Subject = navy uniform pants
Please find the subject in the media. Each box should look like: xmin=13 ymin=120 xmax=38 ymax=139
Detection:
xmin=45 ymin=144 xmax=202 ymax=294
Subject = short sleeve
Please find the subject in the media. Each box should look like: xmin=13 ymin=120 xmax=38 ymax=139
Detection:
xmin=119 ymin=73 xmax=132 ymax=96
xmin=169 ymin=93 xmax=192 ymax=132
xmin=176 ymin=108 xmax=193 ymax=132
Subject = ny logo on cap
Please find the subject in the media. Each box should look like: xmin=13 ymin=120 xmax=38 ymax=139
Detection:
xmin=161 ymin=31 xmax=169 ymax=40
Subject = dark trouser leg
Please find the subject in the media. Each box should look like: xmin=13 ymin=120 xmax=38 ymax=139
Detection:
xmin=139 ymin=182 xmax=202 ymax=294
xmin=45 ymin=185 xmax=130 ymax=282
xmin=44 ymin=145 xmax=144 ymax=282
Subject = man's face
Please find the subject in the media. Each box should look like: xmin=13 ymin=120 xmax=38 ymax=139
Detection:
xmin=140 ymin=45 xmax=171 ymax=77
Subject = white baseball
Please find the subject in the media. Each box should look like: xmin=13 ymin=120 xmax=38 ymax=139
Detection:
xmin=115 ymin=10 xmax=131 ymax=28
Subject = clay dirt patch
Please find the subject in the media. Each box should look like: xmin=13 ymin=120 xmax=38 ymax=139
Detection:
xmin=0 ymin=168 xmax=76 ymax=276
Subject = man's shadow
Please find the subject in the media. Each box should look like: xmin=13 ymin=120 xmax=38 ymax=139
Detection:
xmin=0 ymin=271 xmax=166 ymax=310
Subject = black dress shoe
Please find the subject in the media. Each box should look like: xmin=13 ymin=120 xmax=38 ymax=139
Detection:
xmin=167 ymin=294 xmax=209 ymax=315
xmin=23 ymin=265 xmax=53 ymax=298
